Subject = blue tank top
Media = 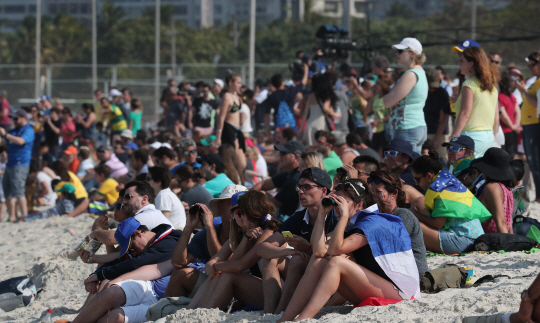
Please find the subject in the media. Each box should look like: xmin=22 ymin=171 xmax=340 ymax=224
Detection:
xmin=389 ymin=69 xmax=428 ymax=130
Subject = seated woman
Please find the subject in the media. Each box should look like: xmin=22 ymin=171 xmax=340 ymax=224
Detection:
xmin=411 ymin=151 xmax=490 ymax=255
xmin=367 ymin=170 xmax=428 ymax=275
xmin=50 ymin=160 xmax=90 ymax=217
xmin=187 ymin=190 xmax=290 ymax=311
xmin=470 ymin=147 xmax=514 ymax=234
xmin=278 ymin=179 xmax=420 ymax=322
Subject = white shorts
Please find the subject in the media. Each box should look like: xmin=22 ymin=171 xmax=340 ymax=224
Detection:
xmin=114 ymin=280 xmax=158 ymax=323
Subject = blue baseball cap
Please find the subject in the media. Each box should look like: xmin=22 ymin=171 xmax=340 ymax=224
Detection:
xmin=442 ymin=135 xmax=475 ymax=151
xmin=229 ymin=191 xmax=247 ymax=211
xmin=115 ymin=217 xmax=141 ymax=258
xmin=384 ymin=138 xmax=413 ymax=160
xmin=452 ymin=39 xmax=480 ymax=53
xmin=123 ymin=142 xmax=139 ymax=151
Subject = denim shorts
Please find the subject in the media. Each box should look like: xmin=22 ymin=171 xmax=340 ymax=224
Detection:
xmin=391 ymin=126 xmax=427 ymax=154
xmin=2 ymin=165 xmax=29 ymax=199
xmin=439 ymin=230 xmax=475 ymax=255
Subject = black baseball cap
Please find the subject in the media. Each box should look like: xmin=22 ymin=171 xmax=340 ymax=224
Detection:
xmin=384 ymin=138 xmax=413 ymax=160
xmin=274 ymin=140 xmax=306 ymax=156
xmin=300 ymin=167 xmax=332 ymax=191
xmin=442 ymin=135 xmax=475 ymax=151
xmin=199 ymin=153 xmax=225 ymax=172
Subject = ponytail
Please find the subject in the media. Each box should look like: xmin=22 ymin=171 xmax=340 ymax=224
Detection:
xmin=412 ymin=150 xmax=443 ymax=176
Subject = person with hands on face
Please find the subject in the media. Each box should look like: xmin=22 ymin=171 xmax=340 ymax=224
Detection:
xmin=187 ymin=191 xmax=283 ymax=311
xmin=278 ymin=179 xmax=421 ymax=323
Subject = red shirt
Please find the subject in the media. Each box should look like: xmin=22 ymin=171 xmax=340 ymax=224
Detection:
xmin=61 ymin=119 xmax=77 ymax=143
xmin=0 ymin=99 xmax=10 ymax=125
xmin=498 ymin=93 xmax=516 ymax=133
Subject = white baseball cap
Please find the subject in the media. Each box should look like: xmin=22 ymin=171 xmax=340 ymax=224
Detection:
xmin=150 ymin=142 xmax=162 ymax=149
xmin=121 ymin=129 xmax=133 ymax=139
xmin=109 ymin=89 xmax=122 ymax=97
xmin=213 ymin=79 xmax=224 ymax=89
xmin=392 ymin=37 xmax=423 ymax=55
xmin=208 ymin=184 xmax=248 ymax=215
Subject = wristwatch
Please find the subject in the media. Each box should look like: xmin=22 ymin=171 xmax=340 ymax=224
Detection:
xmin=521 ymin=289 xmax=536 ymax=304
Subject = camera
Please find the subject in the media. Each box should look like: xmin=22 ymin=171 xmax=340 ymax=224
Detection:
xmin=336 ymin=167 xmax=348 ymax=179
xmin=189 ymin=204 xmax=202 ymax=215
xmin=322 ymin=197 xmax=337 ymax=207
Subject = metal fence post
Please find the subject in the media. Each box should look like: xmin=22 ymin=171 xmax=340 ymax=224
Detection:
xmin=178 ymin=64 xmax=183 ymax=81
xmin=46 ymin=65 xmax=52 ymax=98
xmin=112 ymin=66 xmax=117 ymax=87
xmin=241 ymin=64 xmax=246 ymax=84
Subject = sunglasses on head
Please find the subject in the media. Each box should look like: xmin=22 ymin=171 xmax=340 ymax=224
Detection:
xmin=447 ymin=146 xmax=464 ymax=153
xmin=367 ymin=175 xmax=396 ymax=188
xmin=184 ymin=149 xmax=197 ymax=155
xmin=383 ymin=150 xmax=399 ymax=158
xmin=335 ymin=182 xmax=361 ymax=197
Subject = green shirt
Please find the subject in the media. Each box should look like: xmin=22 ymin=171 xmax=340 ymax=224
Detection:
xmin=204 ymin=173 xmax=235 ymax=198
xmin=323 ymin=151 xmax=343 ymax=178
xmin=129 ymin=110 xmax=142 ymax=135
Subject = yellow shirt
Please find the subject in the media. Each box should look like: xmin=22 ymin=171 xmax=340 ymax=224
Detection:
xmin=107 ymin=105 xmax=127 ymax=132
xmin=55 ymin=171 xmax=89 ymax=200
xmin=521 ymin=78 xmax=540 ymax=125
xmin=454 ymin=76 xmax=498 ymax=132
xmin=98 ymin=178 xmax=119 ymax=205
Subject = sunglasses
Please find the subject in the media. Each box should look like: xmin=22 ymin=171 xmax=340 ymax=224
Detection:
xmin=335 ymin=182 xmax=361 ymax=197
xmin=396 ymin=49 xmax=404 ymax=54
xmin=13 ymin=117 xmax=19 ymax=121
xmin=295 ymin=184 xmax=320 ymax=192
xmin=528 ymin=61 xmax=538 ymax=68
xmin=446 ymin=146 xmax=463 ymax=153
xmin=367 ymin=176 xmax=394 ymax=188
xmin=383 ymin=150 xmax=399 ymax=158
xmin=184 ymin=149 xmax=197 ymax=155
xmin=413 ymin=174 xmax=424 ymax=184
xmin=123 ymin=193 xmax=137 ymax=200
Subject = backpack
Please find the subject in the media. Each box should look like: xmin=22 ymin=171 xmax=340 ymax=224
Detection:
xmin=474 ymin=232 xmax=538 ymax=252
xmin=275 ymin=101 xmax=297 ymax=130
xmin=513 ymin=215 xmax=540 ymax=244
xmin=420 ymin=264 xmax=468 ymax=293
xmin=0 ymin=276 xmax=37 ymax=313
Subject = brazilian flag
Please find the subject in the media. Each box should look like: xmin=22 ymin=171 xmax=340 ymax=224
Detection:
xmin=424 ymin=170 xmax=491 ymax=230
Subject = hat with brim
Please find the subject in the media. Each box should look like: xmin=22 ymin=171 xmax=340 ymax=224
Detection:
xmin=208 ymin=184 xmax=248 ymax=214
xmin=115 ymin=217 xmax=141 ymax=258
xmin=470 ymin=148 xmax=514 ymax=182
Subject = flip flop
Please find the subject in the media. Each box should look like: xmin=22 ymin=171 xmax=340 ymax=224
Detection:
xmin=462 ymin=313 xmax=506 ymax=323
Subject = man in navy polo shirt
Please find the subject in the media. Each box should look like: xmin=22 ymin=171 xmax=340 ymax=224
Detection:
xmin=0 ymin=109 xmax=34 ymax=222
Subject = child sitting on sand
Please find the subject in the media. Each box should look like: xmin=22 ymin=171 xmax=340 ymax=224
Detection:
xmin=25 ymin=183 xmax=79 ymax=222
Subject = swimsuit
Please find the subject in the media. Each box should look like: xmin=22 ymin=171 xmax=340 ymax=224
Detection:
xmin=230 ymin=101 xmax=240 ymax=113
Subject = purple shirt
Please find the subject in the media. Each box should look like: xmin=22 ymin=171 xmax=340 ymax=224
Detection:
xmin=105 ymin=153 xmax=128 ymax=178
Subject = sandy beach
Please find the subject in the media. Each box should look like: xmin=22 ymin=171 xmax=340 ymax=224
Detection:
xmin=1 ymin=203 xmax=539 ymax=323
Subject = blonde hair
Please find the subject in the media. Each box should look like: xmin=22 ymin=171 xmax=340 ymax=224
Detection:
xmin=301 ymin=152 xmax=325 ymax=170
xmin=413 ymin=52 xmax=426 ymax=65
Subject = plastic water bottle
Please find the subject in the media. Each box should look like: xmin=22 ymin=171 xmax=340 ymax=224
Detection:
xmin=41 ymin=309 xmax=52 ymax=323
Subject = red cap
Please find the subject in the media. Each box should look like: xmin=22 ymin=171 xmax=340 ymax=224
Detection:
xmin=48 ymin=309 xmax=53 ymax=313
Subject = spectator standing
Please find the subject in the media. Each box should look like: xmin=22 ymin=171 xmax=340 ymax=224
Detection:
xmin=424 ymin=69 xmax=453 ymax=162
xmin=515 ymin=51 xmax=540 ymax=203
xmin=383 ymin=38 xmax=428 ymax=154
xmin=451 ymin=46 xmax=500 ymax=157
xmin=43 ymin=108 xmax=62 ymax=158
xmin=0 ymin=109 xmax=35 ymax=221
xmin=128 ymin=98 xmax=143 ymax=135
xmin=166 ymin=89 xmax=186 ymax=128
xmin=498 ymin=73 xmax=522 ymax=159
xmin=121 ymin=88 xmax=132 ymax=114
xmin=100 ymin=97 xmax=127 ymax=137
xmin=60 ymin=108 xmax=77 ymax=150
xmin=76 ymin=103 xmax=97 ymax=142
xmin=0 ymin=91 xmax=12 ymax=131
xmin=0 ymin=147 xmax=6 ymax=221
xmin=191 ymin=83 xmax=218 ymax=136
xmin=367 ymin=74 xmax=392 ymax=156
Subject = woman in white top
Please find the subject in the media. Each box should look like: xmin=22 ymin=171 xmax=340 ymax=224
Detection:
xmin=147 ymin=166 xmax=186 ymax=229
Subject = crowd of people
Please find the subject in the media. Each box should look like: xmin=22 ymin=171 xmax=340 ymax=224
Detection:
xmin=1 ymin=37 xmax=539 ymax=323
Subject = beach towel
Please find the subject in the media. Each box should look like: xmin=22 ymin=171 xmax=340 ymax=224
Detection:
xmin=424 ymin=170 xmax=492 ymax=231
xmin=347 ymin=210 xmax=421 ymax=300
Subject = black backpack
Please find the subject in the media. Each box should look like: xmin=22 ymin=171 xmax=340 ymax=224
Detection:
xmin=0 ymin=276 xmax=37 ymax=312
xmin=474 ymin=233 xmax=538 ymax=252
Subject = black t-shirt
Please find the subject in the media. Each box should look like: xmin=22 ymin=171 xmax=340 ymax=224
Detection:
xmin=272 ymin=167 xmax=301 ymax=216
xmin=192 ymin=97 xmax=218 ymax=128
xmin=187 ymin=224 xmax=223 ymax=262
xmin=44 ymin=119 xmax=61 ymax=147
xmin=344 ymin=228 xmax=394 ymax=285
xmin=262 ymin=84 xmax=304 ymax=121
xmin=424 ymin=88 xmax=452 ymax=135
xmin=278 ymin=208 xmax=338 ymax=242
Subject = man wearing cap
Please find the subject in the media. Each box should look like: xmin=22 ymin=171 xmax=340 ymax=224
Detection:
xmin=200 ymin=153 xmax=234 ymax=198
xmin=261 ymin=68 xmax=308 ymax=138
xmin=0 ymin=108 xmax=34 ymax=222
xmin=212 ymin=79 xmax=224 ymax=106
xmin=314 ymin=130 xmax=343 ymax=177
xmin=383 ymin=138 xmax=419 ymax=189
xmin=252 ymin=140 xmax=306 ymax=218
xmin=442 ymin=135 xmax=475 ymax=169
xmin=72 ymin=217 xmax=181 ymax=323
xmin=0 ymin=91 xmax=11 ymax=131
xmin=452 ymin=39 xmax=481 ymax=53
xmin=424 ymin=68 xmax=453 ymax=162
xmin=120 ymin=129 xmax=134 ymax=146
xmin=96 ymin=145 xmax=128 ymax=179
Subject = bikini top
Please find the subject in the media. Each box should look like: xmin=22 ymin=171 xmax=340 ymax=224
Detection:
xmin=230 ymin=101 xmax=240 ymax=113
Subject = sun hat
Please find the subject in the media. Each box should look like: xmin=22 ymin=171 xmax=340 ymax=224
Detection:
xmin=209 ymin=184 xmax=248 ymax=214
xmin=470 ymin=148 xmax=515 ymax=182
xmin=392 ymin=38 xmax=423 ymax=55
xmin=452 ymin=39 xmax=480 ymax=53
xmin=115 ymin=218 xmax=141 ymax=258
xmin=121 ymin=129 xmax=134 ymax=139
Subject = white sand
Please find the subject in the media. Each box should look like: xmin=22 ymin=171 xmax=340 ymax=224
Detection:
xmin=1 ymin=203 xmax=539 ymax=323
